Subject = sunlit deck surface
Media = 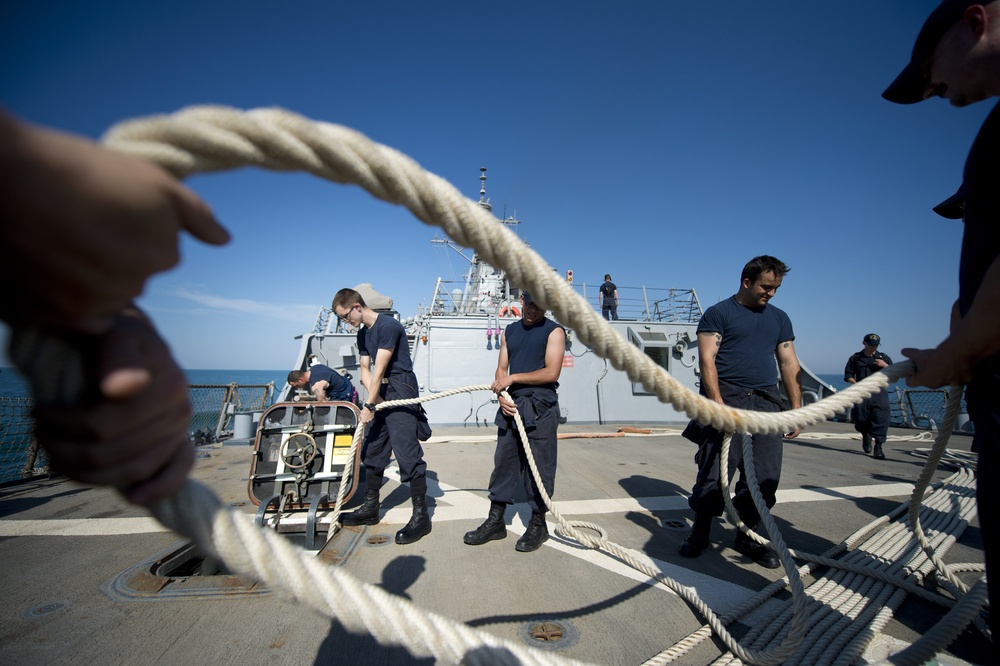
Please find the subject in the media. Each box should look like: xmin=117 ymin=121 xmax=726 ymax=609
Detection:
xmin=0 ymin=422 xmax=988 ymax=665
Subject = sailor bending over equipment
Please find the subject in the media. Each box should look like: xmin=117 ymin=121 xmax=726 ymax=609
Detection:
xmin=287 ymin=364 xmax=356 ymax=403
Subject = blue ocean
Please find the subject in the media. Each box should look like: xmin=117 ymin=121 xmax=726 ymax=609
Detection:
xmin=0 ymin=369 xmax=850 ymax=394
xmin=0 ymin=367 xmax=287 ymax=400
xmin=0 ymin=368 xmax=287 ymax=484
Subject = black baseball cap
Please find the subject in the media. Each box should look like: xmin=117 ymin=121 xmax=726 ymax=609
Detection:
xmin=864 ymin=333 xmax=881 ymax=346
xmin=933 ymin=185 xmax=966 ymax=219
xmin=520 ymin=291 xmax=536 ymax=305
xmin=882 ymin=0 xmax=997 ymax=104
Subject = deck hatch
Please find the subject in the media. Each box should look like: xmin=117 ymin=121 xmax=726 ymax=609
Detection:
xmin=101 ymin=540 xmax=267 ymax=601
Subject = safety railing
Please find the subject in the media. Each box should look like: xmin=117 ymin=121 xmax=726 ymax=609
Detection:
xmin=1 ymin=383 xmax=276 ymax=485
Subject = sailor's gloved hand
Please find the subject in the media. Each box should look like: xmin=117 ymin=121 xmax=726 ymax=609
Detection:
xmin=0 ymin=111 xmax=229 ymax=334
xmin=31 ymin=310 xmax=194 ymax=506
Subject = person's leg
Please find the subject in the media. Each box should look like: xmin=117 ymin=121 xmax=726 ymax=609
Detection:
xmin=340 ymin=419 xmax=390 ymax=526
xmin=521 ymin=405 xmax=558 ymax=515
xmin=680 ymin=433 xmax=724 ymax=557
xmin=730 ymin=394 xmax=783 ymax=569
xmin=516 ymin=404 xmax=559 ymax=552
xmin=854 ymin=400 xmax=873 ymax=453
xmin=968 ymin=381 xmax=998 ymax=635
xmin=387 ymin=406 xmax=431 ymax=544
xmin=870 ymin=396 xmax=890 ymax=460
xmin=464 ymin=425 xmax=519 ymax=545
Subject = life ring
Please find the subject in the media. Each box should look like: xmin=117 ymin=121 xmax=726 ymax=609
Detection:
xmin=499 ymin=306 xmax=521 ymax=317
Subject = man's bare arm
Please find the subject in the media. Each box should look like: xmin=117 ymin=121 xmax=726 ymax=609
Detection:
xmin=776 ymin=339 xmax=802 ymax=439
xmin=697 ymin=331 xmax=723 ymax=403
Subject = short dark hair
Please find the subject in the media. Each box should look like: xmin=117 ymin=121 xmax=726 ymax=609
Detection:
xmin=604 ymin=274 xmax=612 ymax=280
xmin=287 ymin=370 xmax=307 ymax=384
xmin=332 ymin=288 xmax=366 ymax=311
xmin=741 ymin=255 xmax=790 ymax=284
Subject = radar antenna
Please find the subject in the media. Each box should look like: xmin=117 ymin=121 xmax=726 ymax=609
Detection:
xmin=478 ymin=167 xmax=492 ymax=213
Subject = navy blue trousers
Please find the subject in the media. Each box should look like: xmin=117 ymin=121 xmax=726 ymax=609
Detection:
xmin=687 ymin=383 xmax=784 ymax=527
xmin=852 ymin=392 xmax=890 ymax=443
xmin=362 ymin=372 xmax=427 ymax=484
xmin=488 ymin=401 xmax=559 ymax=514
xmin=967 ymin=376 xmax=998 ymax=635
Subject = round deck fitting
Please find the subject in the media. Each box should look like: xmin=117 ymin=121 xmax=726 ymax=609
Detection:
xmin=519 ymin=618 xmax=579 ymax=651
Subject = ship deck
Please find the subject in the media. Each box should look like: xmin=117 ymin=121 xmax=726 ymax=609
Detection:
xmin=0 ymin=422 xmax=989 ymax=665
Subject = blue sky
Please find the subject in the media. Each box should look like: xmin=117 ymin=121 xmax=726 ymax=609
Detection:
xmin=0 ymin=1 xmax=991 ymax=374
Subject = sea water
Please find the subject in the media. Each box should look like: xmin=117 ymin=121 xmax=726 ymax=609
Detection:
xmin=0 ymin=367 xmax=287 ymax=483
xmin=0 ymin=367 xmax=287 ymax=398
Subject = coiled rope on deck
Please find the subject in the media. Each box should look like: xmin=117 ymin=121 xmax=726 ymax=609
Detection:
xmin=7 ymin=106 xmax=985 ymax=666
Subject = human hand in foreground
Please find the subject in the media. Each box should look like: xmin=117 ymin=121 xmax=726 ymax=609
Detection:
xmin=31 ymin=310 xmax=194 ymax=506
xmin=0 ymin=111 xmax=229 ymax=334
xmin=902 ymin=344 xmax=970 ymax=389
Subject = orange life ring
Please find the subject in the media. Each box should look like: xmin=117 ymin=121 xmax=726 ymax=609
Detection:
xmin=499 ymin=306 xmax=521 ymax=317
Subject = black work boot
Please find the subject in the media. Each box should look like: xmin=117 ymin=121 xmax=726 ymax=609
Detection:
xmin=340 ymin=488 xmax=380 ymax=526
xmin=733 ymin=529 xmax=780 ymax=569
xmin=395 ymin=489 xmax=432 ymax=545
xmin=873 ymin=441 xmax=886 ymax=460
xmin=679 ymin=513 xmax=713 ymax=558
xmin=515 ymin=512 xmax=549 ymax=552
xmin=862 ymin=433 xmax=872 ymax=454
xmin=464 ymin=501 xmax=507 ymax=545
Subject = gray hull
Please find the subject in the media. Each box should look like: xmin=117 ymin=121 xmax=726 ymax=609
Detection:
xmin=281 ymin=313 xmax=835 ymax=427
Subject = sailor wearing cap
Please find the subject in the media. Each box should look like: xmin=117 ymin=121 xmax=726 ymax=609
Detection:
xmin=844 ymin=334 xmax=893 ymax=460
xmin=883 ymin=0 xmax=1000 ymax=633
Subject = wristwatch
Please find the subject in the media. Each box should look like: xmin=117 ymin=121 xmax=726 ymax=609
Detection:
xmin=364 ymin=402 xmax=377 ymax=411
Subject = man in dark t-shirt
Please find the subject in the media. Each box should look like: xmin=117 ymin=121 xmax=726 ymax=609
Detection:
xmin=332 ymin=288 xmax=432 ymax=546
xmin=679 ymin=255 xmax=802 ymax=569
xmin=882 ymin=0 xmax=1000 ymax=632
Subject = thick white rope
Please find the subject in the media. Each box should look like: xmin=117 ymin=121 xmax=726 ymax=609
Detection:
xmin=100 ymin=105 xmax=901 ymax=436
xmin=288 ymin=384 xmax=982 ymax=666
xmin=9 ymin=105 xmax=979 ymax=666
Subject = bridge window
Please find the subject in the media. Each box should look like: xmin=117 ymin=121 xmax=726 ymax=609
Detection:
xmin=627 ymin=328 xmax=672 ymax=396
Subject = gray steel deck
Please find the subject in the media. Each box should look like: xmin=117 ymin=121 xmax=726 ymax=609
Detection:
xmin=0 ymin=422 xmax=988 ymax=665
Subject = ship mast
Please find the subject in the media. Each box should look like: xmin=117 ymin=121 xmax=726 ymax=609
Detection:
xmin=431 ymin=168 xmax=520 ymax=315
xmin=478 ymin=166 xmax=492 ymax=213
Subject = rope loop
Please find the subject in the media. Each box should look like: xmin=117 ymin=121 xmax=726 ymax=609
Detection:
xmin=6 ymin=106 xmax=984 ymax=666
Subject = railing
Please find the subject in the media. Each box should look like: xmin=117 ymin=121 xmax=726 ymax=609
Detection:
xmin=890 ymin=387 xmax=968 ymax=432
xmin=188 ymin=383 xmax=276 ymax=444
xmin=572 ymin=284 xmax=703 ymax=323
xmin=0 ymin=383 xmax=276 ymax=486
xmin=0 ymin=381 xmax=970 ymax=487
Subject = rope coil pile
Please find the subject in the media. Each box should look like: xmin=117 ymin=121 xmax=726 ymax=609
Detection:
xmin=10 ymin=106 xmax=987 ymax=665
